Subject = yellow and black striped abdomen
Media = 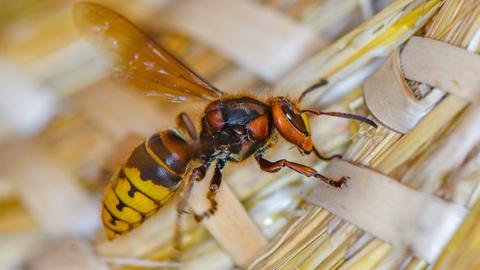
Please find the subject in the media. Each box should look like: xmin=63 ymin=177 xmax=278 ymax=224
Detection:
xmin=102 ymin=129 xmax=192 ymax=239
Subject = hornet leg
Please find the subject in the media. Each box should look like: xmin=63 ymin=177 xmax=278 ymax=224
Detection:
xmin=194 ymin=159 xmax=225 ymax=222
xmin=312 ymin=146 xmax=343 ymax=161
xmin=176 ymin=112 xmax=198 ymax=142
xmin=255 ymin=154 xmax=347 ymax=188
xmin=173 ymin=164 xmax=207 ymax=256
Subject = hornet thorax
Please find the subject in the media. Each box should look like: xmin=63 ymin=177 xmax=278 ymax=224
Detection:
xmin=199 ymin=97 xmax=273 ymax=162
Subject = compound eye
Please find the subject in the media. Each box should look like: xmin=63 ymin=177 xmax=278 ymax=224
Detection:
xmin=282 ymin=104 xmax=308 ymax=134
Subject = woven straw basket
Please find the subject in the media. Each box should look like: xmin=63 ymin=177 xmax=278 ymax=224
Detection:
xmin=0 ymin=0 xmax=479 ymax=269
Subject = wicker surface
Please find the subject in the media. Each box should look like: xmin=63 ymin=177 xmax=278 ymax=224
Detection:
xmin=1 ymin=0 xmax=479 ymax=269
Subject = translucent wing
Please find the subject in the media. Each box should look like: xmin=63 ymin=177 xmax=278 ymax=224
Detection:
xmin=73 ymin=2 xmax=223 ymax=102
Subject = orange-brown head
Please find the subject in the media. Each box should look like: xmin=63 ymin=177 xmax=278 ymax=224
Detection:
xmin=270 ymin=97 xmax=312 ymax=154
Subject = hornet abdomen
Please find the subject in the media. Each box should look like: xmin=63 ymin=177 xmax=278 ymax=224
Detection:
xmin=102 ymin=129 xmax=192 ymax=239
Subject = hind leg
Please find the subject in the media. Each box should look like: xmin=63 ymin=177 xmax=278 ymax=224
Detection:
xmin=173 ymin=165 xmax=207 ymax=258
xmin=193 ymin=159 xmax=225 ymax=222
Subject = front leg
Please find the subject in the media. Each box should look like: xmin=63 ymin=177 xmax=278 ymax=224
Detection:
xmin=194 ymin=159 xmax=225 ymax=222
xmin=312 ymin=146 xmax=343 ymax=161
xmin=255 ymin=154 xmax=347 ymax=188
